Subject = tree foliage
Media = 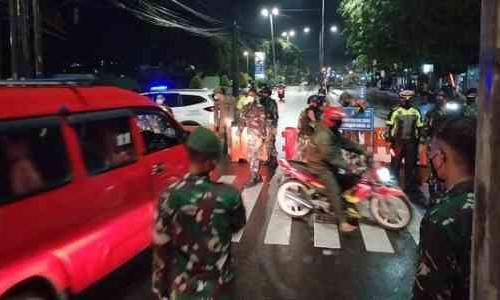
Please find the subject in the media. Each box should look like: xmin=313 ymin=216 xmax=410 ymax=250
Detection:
xmin=339 ymin=0 xmax=480 ymax=74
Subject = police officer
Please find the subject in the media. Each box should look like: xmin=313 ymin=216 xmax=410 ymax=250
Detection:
xmin=153 ymin=127 xmax=246 ymax=300
xmin=386 ymin=90 xmax=424 ymax=194
xmin=296 ymin=95 xmax=322 ymax=160
xmin=213 ymin=87 xmax=235 ymax=155
xmin=306 ymin=106 xmax=368 ymax=233
xmin=259 ymin=86 xmax=279 ymax=169
xmin=413 ymin=118 xmax=476 ymax=300
xmin=239 ymin=94 xmax=267 ymax=187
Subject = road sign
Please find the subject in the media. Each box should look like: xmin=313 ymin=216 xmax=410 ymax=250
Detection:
xmin=255 ymin=52 xmax=266 ymax=80
xmin=340 ymin=107 xmax=375 ymax=132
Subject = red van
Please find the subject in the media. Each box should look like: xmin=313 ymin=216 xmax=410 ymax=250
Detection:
xmin=0 ymin=83 xmax=189 ymax=299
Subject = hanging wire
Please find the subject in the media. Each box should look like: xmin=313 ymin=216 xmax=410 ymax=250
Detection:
xmin=108 ymin=0 xmax=229 ymax=37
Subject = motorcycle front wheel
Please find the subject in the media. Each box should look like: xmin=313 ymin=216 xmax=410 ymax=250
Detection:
xmin=277 ymin=180 xmax=311 ymax=217
xmin=370 ymin=194 xmax=412 ymax=230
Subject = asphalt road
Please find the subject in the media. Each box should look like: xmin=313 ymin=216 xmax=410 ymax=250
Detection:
xmin=75 ymin=87 xmax=422 ymax=300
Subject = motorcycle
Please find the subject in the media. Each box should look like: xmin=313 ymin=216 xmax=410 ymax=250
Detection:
xmin=277 ymin=87 xmax=286 ymax=102
xmin=276 ymin=159 xmax=413 ymax=230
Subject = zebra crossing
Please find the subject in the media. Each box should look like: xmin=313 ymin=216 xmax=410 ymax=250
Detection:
xmin=218 ymin=174 xmax=423 ymax=254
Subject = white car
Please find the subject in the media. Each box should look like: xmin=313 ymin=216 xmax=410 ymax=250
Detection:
xmin=142 ymin=88 xmax=215 ymax=127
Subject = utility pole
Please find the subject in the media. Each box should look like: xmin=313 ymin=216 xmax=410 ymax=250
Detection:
xmin=231 ymin=1 xmax=240 ymax=97
xmin=471 ymin=0 xmax=500 ymax=298
xmin=33 ymin=0 xmax=43 ymax=76
xmin=20 ymin=0 xmax=33 ymax=77
xmin=9 ymin=0 xmax=20 ymax=79
xmin=320 ymin=0 xmax=325 ymax=69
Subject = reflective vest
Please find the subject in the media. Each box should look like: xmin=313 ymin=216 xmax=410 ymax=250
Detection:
xmin=386 ymin=106 xmax=423 ymax=140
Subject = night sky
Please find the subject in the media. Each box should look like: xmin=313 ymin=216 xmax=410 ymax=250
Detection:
xmin=32 ymin=0 xmax=348 ymax=75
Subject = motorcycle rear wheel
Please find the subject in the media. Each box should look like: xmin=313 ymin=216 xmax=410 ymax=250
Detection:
xmin=277 ymin=180 xmax=311 ymax=217
xmin=370 ymin=194 xmax=412 ymax=230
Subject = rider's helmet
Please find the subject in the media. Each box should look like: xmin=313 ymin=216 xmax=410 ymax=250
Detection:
xmin=307 ymin=95 xmax=320 ymax=105
xmin=260 ymin=86 xmax=272 ymax=97
xmin=322 ymin=105 xmax=345 ymax=128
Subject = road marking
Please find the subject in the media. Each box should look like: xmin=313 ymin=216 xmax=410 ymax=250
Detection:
xmin=314 ymin=222 xmax=341 ymax=249
xmin=359 ymin=224 xmax=395 ymax=253
xmin=232 ymin=182 xmax=264 ymax=243
xmin=218 ymin=175 xmax=236 ymax=185
xmin=264 ymin=199 xmax=292 ymax=245
xmin=408 ymin=202 xmax=424 ymax=244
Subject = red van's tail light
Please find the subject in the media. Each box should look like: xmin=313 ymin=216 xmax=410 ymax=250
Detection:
xmin=204 ymin=106 xmax=215 ymax=112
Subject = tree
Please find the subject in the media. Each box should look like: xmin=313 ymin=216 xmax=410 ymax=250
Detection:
xmin=220 ymin=75 xmax=231 ymax=88
xmin=339 ymin=0 xmax=480 ymax=74
xmin=239 ymin=72 xmax=251 ymax=88
xmin=189 ymin=75 xmax=203 ymax=89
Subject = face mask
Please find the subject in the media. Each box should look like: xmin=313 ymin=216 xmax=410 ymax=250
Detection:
xmin=247 ymin=96 xmax=255 ymax=102
xmin=401 ymin=101 xmax=411 ymax=108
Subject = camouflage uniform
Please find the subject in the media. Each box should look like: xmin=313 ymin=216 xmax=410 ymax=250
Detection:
xmin=214 ymin=95 xmax=236 ymax=155
xmin=306 ymin=123 xmax=366 ymax=224
xmin=463 ymin=103 xmax=478 ymax=119
xmin=413 ymin=180 xmax=474 ymax=300
xmin=153 ymin=173 xmax=246 ymax=300
xmin=239 ymin=101 xmax=267 ymax=180
xmin=295 ymin=106 xmax=321 ymax=161
xmin=260 ymin=96 xmax=279 ymax=164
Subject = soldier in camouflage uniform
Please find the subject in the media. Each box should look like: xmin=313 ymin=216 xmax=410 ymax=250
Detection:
xmin=295 ymin=95 xmax=322 ymax=161
xmin=413 ymin=118 xmax=476 ymax=300
xmin=239 ymin=96 xmax=267 ymax=187
xmin=153 ymin=127 xmax=246 ymax=300
xmin=306 ymin=106 xmax=368 ymax=233
xmin=259 ymin=87 xmax=279 ymax=169
xmin=463 ymin=88 xmax=478 ymax=119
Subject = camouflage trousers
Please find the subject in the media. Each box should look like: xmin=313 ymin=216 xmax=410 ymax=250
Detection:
xmin=247 ymin=129 xmax=263 ymax=178
xmin=266 ymin=128 xmax=278 ymax=160
xmin=294 ymin=134 xmax=311 ymax=161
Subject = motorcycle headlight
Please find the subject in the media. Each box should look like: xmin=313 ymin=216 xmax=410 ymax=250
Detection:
xmin=376 ymin=167 xmax=392 ymax=183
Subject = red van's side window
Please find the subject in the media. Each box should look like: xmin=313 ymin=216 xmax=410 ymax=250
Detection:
xmin=74 ymin=117 xmax=137 ymax=175
xmin=136 ymin=113 xmax=182 ymax=153
xmin=0 ymin=121 xmax=70 ymax=203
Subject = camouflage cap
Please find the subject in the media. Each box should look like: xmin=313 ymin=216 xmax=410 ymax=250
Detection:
xmin=213 ymin=87 xmax=226 ymax=95
xmin=186 ymin=127 xmax=222 ymax=159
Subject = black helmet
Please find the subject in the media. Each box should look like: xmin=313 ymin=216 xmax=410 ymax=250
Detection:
xmin=261 ymin=86 xmax=272 ymax=96
xmin=307 ymin=95 xmax=320 ymax=105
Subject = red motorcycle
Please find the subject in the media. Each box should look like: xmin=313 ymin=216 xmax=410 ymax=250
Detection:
xmin=276 ymin=159 xmax=412 ymax=230
xmin=277 ymin=86 xmax=286 ymax=102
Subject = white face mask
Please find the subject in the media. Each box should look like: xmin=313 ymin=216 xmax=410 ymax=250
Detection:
xmin=247 ymin=96 xmax=255 ymax=102
xmin=214 ymin=94 xmax=221 ymax=101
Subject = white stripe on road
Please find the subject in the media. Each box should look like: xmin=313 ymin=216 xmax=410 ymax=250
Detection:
xmin=359 ymin=223 xmax=395 ymax=254
xmin=264 ymin=199 xmax=293 ymax=245
xmin=408 ymin=203 xmax=424 ymax=244
xmin=217 ymin=175 xmax=236 ymax=185
xmin=314 ymin=222 xmax=341 ymax=249
xmin=232 ymin=182 xmax=264 ymax=243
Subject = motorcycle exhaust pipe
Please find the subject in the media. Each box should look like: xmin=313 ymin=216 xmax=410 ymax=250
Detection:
xmin=285 ymin=191 xmax=314 ymax=209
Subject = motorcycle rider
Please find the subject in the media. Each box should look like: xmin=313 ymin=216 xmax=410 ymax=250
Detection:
xmin=239 ymin=91 xmax=267 ymax=187
xmin=259 ymin=86 xmax=279 ymax=169
xmin=305 ymin=105 xmax=368 ymax=233
xmin=277 ymin=82 xmax=286 ymax=102
xmin=386 ymin=90 xmax=424 ymax=197
xmin=296 ymin=95 xmax=322 ymax=160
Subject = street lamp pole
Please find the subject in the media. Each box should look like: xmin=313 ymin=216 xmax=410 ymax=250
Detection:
xmin=262 ymin=7 xmax=279 ymax=80
xmin=269 ymin=13 xmax=277 ymax=80
xmin=320 ymin=0 xmax=325 ymax=69
xmin=243 ymin=51 xmax=249 ymax=74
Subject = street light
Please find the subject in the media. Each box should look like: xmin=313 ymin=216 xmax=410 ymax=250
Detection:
xmin=261 ymin=7 xmax=279 ymax=79
xmin=330 ymin=25 xmax=338 ymax=33
xmin=243 ymin=51 xmax=250 ymax=74
xmin=281 ymin=31 xmax=288 ymax=37
xmin=289 ymin=30 xmax=296 ymax=37
xmin=304 ymin=27 xmax=310 ymax=34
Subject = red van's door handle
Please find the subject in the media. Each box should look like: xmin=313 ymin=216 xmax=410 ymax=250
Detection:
xmin=152 ymin=163 xmax=166 ymax=175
